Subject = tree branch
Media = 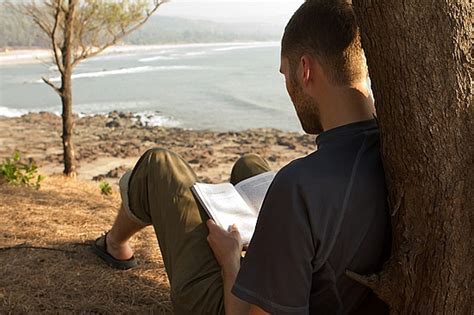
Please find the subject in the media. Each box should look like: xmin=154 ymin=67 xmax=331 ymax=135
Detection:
xmin=345 ymin=270 xmax=381 ymax=291
xmin=42 ymin=76 xmax=61 ymax=95
xmin=73 ymin=0 xmax=167 ymax=65
xmin=51 ymin=0 xmax=65 ymax=75
xmin=25 ymin=6 xmax=53 ymax=37
xmin=345 ymin=263 xmax=398 ymax=306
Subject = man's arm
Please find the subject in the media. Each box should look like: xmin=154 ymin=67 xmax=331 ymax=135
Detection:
xmin=207 ymin=220 xmax=269 ymax=315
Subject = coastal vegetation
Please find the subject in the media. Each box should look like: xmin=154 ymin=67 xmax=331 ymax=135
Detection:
xmin=0 ymin=152 xmax=44 ymax=189
xmin=99 ymin=180 xmax=113 ymax=196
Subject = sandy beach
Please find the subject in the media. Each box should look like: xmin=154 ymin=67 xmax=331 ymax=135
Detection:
xmin=0 ymin=112 xmax=314 ymax=184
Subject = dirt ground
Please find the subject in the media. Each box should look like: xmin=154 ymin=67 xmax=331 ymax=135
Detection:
xmin=0 ymin=176 xmax=173 ymax=314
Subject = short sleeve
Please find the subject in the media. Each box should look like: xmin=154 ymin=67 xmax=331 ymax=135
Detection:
xmin=232 ymin=163 xmax=315 ymax=314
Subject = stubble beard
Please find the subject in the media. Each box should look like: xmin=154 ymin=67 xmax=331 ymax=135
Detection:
xmin=288 ymin=78 xmax=324 ymax=135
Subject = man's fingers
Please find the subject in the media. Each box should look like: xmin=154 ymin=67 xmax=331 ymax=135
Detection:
xmin=207 ymin=219 xmax=223 ymax=233
xmin=207 ymin=220 xmax=241 ymax=243
xmin=228 ymin=224 xmax=239 ymax=232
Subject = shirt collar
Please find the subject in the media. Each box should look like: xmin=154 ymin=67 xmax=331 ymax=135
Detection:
xmin=316 ymin=119 xmax=378 ymax=147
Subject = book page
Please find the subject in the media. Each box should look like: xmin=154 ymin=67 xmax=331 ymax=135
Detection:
xmin=192 ymin=183 xmax=257 ymax=245
xmin=235 ymin=171 xmax=276 ymax=214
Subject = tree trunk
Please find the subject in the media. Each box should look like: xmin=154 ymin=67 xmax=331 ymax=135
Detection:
xmin=60 ymin=0 xmax=78 ymax=177
xmin=351 ymin=1 xmax=472 ymax=314
xmin=60 ymin=73 xmax=76 ymax=177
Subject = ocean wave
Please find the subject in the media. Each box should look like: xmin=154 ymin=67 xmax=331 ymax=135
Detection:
xmin=213 ymin=42 xmax=279 ymax=52
xmin=184 ymin=51 xmax=207 ymax=56
xmin=137 ymin=42 xmax=277 ymax=63
xmin=37 ymin=65 xmax=204 ymax=83
xmin=0 ymin=106 xmax=28 ymax=117
xmin=138 ymin=55 xmax=177 ymax=62
xmin=139 ymin=51 xmax=207 ymax=62
xmin=133 ymin=111 xmax=181 ymax=128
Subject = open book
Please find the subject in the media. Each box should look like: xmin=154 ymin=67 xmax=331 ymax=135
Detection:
xmin=191 ymin=171 xmax=276 ymax=245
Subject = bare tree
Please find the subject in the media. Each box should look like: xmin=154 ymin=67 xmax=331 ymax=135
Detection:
xmin=13 ymin=0 xmax=166 ymax=177
xmin=349 ymin=1 xmax=472 ymax=313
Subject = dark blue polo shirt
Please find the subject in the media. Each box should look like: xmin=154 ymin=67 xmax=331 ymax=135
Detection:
xmin=232 ymin=119 xmax=391 ymax=314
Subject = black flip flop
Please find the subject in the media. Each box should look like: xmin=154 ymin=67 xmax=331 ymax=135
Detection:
xmin=92 ymin=233 xmax=138 ymax=270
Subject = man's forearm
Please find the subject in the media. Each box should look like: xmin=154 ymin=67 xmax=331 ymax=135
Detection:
xmin=222 ymin=262 xmax=250 ymax=315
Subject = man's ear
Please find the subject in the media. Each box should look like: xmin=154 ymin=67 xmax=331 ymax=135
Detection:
xmin=300 ymin=55 xmax=313 ymax=86
xmin=302 ymin=56 xmax=330 ymax=96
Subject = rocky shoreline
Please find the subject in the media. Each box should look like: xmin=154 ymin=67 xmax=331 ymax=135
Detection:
xmin=0 ymin=112 xmax=315 ymax=184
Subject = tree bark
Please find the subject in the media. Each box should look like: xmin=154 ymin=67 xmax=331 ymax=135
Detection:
xmin=60 ymin=71 xmax=76 ymax=177
xmin=351 ymin=1 xmax=472 ymax=314
xmin=60 ymin=0 xmax=77 ymax=177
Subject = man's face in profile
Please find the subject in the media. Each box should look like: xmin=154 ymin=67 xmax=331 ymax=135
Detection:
xmin=280 ymin=56 xmax=323 ymax=135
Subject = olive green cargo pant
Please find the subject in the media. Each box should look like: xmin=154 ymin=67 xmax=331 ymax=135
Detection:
xmin=119 ymin=148 xmax=271 ymax=314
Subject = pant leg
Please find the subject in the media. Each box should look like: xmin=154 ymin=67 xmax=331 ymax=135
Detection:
xmin=122 ymin=149 xmax=271 ymax=314
xmin=126 ymin=148 xmax=224 ymax=315
xmin=230 ymin=153 xmax=272 ymax=185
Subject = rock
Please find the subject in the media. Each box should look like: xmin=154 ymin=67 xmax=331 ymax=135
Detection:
xmin=277 ymin=138 xmax=296 ymax=150
xmin=105 ymin=165 xmax=130 ymax=178
xmin=92 ymin=174 xmax=105 ymax=181
xmin=268 ymin=154 xmax=278 ymax=162
xmin=188 ymin=158 xmax=200 ymax=164
xmin=106 ymin=119 xmax=120 ymax=128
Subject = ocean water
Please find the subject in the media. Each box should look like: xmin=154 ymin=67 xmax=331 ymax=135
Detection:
xmin=0 ymin=42 xmax=302 ymax=132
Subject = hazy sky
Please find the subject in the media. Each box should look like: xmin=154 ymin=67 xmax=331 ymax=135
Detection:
xmin=156 ymin=0 xmax=304 ymax=24
xmin=0 ymin=0 xmax=304 ymax=25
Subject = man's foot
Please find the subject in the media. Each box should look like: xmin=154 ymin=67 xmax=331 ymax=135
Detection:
xmin=105 ymin=231 xmax=134 ymax=261
xmin=92 ymin=232 xmax=138 ymax=270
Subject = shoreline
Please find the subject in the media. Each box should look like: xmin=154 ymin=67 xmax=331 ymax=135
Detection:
xmin=0 ymin=111 xmax=314 ymax=184
xmin=0 ymin=41 xmax=279 ymax=66
xmin=0 ymin=109 xmax=300 ymax=132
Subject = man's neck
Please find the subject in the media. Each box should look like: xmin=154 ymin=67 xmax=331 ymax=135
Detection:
xmin=318 ymin=81 xmax=376 ymax=132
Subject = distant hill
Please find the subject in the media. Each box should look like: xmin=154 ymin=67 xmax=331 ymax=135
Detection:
xmin=0 ymin=4 xmax=282 ymax=49
xmin=125 ymin=15 xmax=282 ymax=45
xmin=0 ymin=4 xmax=49 ymax=48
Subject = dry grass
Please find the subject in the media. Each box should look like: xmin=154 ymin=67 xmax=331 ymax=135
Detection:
xmin=0 ymin=176 xmax=172 ymax=314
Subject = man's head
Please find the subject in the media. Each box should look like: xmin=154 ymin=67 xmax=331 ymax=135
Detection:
xmin=280 ymin=0 xmax=367 ymax=134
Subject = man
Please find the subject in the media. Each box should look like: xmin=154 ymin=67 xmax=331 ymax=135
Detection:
xmin=93 ymin=1 xmax=391 ymax=314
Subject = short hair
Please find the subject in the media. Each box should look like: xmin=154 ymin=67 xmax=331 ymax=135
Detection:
xmin=281 ymin=0 xmax=366 ymax=85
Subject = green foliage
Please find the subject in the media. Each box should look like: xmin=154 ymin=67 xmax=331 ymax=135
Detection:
xmin=0 ymin=152 xmax=45 ymax=189
xmin=74 ymin=0 xmax=151 ymax=48
xmin=99 ymin=180 xmax=113 ymax=196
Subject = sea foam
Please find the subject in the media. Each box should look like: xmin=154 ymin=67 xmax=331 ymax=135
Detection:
xmin=213 ymin=42 xmax=279 ymax=52
xmin=138 ymin=56 xmax=177 ymax=62
xmin=133 ymin=111 xmax=181 ymax=128
xmin=0 ymin=106 xmax=28 ymax=117
xmin=37 ymin=65 xmax=204 ymax=83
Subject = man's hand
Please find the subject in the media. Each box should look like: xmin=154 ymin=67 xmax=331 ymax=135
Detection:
xmin=207 ymin=220 xmax=269 ymax=315
xmin=206 ymin=219 xmax=243 ymax=274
